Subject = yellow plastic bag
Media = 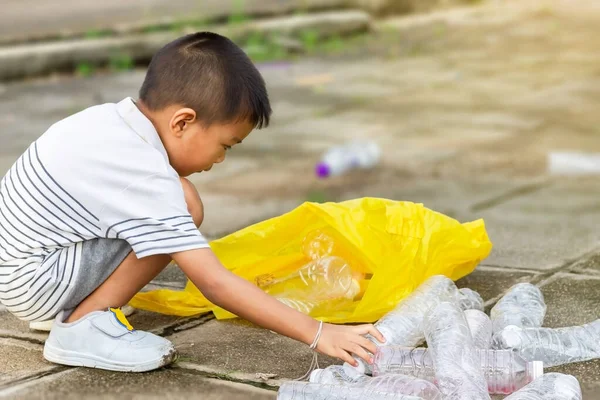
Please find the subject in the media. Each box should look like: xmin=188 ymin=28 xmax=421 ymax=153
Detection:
xmin=130 ymin=198 xmax=492 ymax=323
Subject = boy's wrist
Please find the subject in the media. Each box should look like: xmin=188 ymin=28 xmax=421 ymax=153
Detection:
xmin=302 ymin=318 xmax=322 ymax=346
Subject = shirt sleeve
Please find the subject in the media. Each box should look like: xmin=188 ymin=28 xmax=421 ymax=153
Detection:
xmin=99 ymin=172 xmax=209 ymax=258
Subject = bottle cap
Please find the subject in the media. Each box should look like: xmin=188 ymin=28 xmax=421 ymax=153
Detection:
xmin=315 ymin=163 xmax=330 ymax=178
xmin=527 ymin=361 xmax=544 ymax=382
xmin=309 ymin=369 xmax=323 ymax=383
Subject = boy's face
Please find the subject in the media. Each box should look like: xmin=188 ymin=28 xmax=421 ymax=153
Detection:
xmin=165 ymin=108 xmax=254 ymax=177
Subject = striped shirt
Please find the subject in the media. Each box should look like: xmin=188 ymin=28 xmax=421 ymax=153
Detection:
xmin=0 ymin=97 xmax=209 ymax=321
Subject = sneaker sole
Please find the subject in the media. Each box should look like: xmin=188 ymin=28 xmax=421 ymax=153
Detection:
xmin=43 ymin=342 xmax=177 ymax=372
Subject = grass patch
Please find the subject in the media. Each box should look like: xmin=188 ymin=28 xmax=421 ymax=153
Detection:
xmin=108 ymin=53 xmax=135 ymax=72
xmin=75 ymin=62 xmax=95 ymax=77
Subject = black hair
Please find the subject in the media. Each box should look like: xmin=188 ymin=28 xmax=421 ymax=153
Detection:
xmin=139 ymin=32 xmax=271 ymax=129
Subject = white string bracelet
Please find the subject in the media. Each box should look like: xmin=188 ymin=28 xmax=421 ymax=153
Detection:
xmin=309 ymin=320 xmax=324 ymax=350
xmin=295 ymin=320 xmax=323 ymax=381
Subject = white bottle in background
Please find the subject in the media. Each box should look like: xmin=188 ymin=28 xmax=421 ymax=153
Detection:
xmin=315 ymin=141 xmax=381 ymax=178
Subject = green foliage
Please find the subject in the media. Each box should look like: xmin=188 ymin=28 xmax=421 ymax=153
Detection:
xmin=84 ymin=29 xmax=112 ymax=39
xmin=300 ymin=29 xmax=319 ymax=52
xmin=228 ymin=0 xmax=248 ymax=25
xmin=75 ymin=62 xmax=95 ymax=77
xmin=109 ymin=53 xmax=134 ymax=71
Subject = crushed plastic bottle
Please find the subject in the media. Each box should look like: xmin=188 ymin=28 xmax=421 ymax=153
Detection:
xmin=348 ymin=275 xmax=460 ymax=374
xmin=302 ymin=230 xmax=335 ymax=261
xmin=458 ymin=288 xmax=485 ymax=311
xmin=490 ymin=283 xmax=546 ymax=334
xmin=492 ymin=319 xmax=600 ymax=367
xmin=424 ymin=301 xmax=491 ymax=400
xmin=309 ymin=366 xmax=442 ymax=400
xmin=372 ymin=347 xmax=544 ymax=395
xmin=315 ymin=141 xmax=381 ymax=178
xmin=465 ymin=310 xmax=493 ymax=349
xmin=277 ymin=382 xmax=423 ymax=400
xmin=272 ymin=256 xmax=362 ymax=315
xmin=374 ymin=276 xmax=459 ymax=347
xmin=503 ymin=373 xmax=582 ymax=400
xmin=258 ymin=236 xmax=363 ymax=315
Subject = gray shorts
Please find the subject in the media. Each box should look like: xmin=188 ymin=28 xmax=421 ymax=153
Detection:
xmin=61 ymin=238 xmax=132 ymax=310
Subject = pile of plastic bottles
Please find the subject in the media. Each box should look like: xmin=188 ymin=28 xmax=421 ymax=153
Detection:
xmin=277 ymin=275 xmax=588 ymax=400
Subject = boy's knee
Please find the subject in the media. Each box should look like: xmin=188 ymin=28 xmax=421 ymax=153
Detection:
xmin=179 ymin=178 xmax=204 ymax=228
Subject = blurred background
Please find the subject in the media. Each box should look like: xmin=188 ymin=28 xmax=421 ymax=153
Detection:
xmin=2 ymin=0 xmax=599 ymax=239
xmin=3 ymin=0 xmax=600 ymax=398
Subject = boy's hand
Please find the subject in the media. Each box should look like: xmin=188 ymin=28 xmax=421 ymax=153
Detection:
xmin=174 ymin=248 xmax=386 ymax=367
xmin=316 ymin=323 xmax=386 ymax=366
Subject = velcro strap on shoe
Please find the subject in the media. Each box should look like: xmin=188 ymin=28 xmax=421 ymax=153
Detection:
xmin=90 ymin=309 xmax=134 ymax=338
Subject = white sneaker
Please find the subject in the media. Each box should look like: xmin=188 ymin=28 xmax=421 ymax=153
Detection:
xmin=43 ymin=308 xmax=176 ymax=372
xmin=30 ymin=304 xmax=136 ymax=332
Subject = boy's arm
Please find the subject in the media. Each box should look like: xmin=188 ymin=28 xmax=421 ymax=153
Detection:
xmin=172 ymin=248 xmax=384 ymax=366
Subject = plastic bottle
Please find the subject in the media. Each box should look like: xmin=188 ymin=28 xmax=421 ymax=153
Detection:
xmin=259 ymin=254 xmax=362 ymax=315
xmin=347 ymin=275 xmax=460 ymax=374
xmin=465 ymin=310 xmax=493 ymax=349
xmin=309 ymin=366 xmax=442 ymax=400
xmin=315 ymin=141 xmax=381 ymax=178
xmin=309 ymin=364 xmax=368 ymax=385
xmin=458 ymin=288 xmax=485 ymax=311
xmin=302 ymin=230 xmax=335 ymax=261
xmin=277 ymin=382 xmax=423 ymax=400
xmin=490 ymin=283 xmax=546 ymax=334
xmin=372 ymin=347 xmax=544 ymax=395
xmin=503 ymin=373 xmax=582 ymax=400
xmin=374 ymin=275 xmax=460 ymax=347
xmin=492 ymin=319 xmax=600 ymax=367
xmin=424 ymin=301 xmax=491 ymax=400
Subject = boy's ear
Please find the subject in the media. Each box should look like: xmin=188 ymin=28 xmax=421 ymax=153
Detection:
xmin=169 ymin=108 xmax=197 ymax=137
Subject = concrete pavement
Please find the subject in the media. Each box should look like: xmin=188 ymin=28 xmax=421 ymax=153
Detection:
xmin=2 ymin=0 xmax=600 ymax=398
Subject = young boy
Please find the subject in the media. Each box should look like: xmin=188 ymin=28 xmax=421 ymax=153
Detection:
xmin=0 ymin=32 xmax=384 ymax=372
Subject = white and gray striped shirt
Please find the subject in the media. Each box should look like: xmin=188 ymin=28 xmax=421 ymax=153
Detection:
xmin=0 ymin=97 xmax=209 ymax=321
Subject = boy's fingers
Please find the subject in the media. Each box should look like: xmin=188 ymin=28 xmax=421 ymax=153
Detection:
xmin=362 ymin=324 xmax=386 ymax=344
xmin=357 ymin=336 xmax=378 ymax=355
xmin=338 ymin=350 xmax=358 ymax=367
xmin=351 ymin=344 xmax=373 ymax=365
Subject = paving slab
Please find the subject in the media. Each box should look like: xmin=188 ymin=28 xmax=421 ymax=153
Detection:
xmin=537 ymin=273 xmax=600 ymax=398
xmin=569 ymin=252 xmax=600 ymax=277
xmin=0 ymin=338 xmax=56 ymax=389
xmin=455 ymin=266 xmax=539 ymax=306
xmin=0 ymin=310 xmax=47 ymax=344
xmin=476 ymin=178 xmax=600 ymax=271
xmin=169 ymin=319 xmax=338 ymax=381
xmin=3 ymin=367 xmax=276 ymax=400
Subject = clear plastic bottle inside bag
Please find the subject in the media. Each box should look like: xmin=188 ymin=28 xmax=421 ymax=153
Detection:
xmin=424 ymin=302 xmax=491 ymax=400
xmin=372 ymin=347 xmax=543 ymax=395
xmin=465 ymin=310 xmax=493 ymax=349
xmin=258 ymin=231 xmax=363 ymax=315
xmin=309 ymin=366 xmax=442 ymax=400
xmin=264 ymin=256 xmax=362 ymax=315
xmin=493 ymin=319 xmax=600 ymax=367
xmin=503 ymin=373 xmax=582 ymax=400
xmin=490 ymin=283 xmax=546 ymax=334
xmin=347 ymin=275 xmax=460 ymax=374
